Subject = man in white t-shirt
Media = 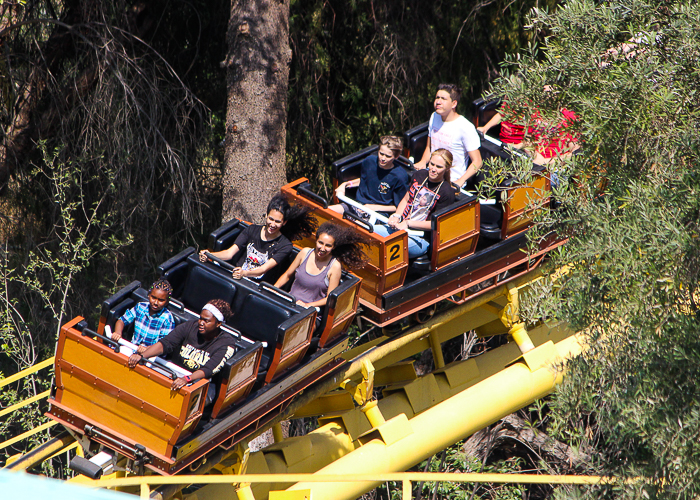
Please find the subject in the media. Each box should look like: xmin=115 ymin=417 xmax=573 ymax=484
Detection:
xmin=414 ymin=84 xmax=482 ymax=188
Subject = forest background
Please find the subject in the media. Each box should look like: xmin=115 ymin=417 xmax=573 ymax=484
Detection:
xmin=4 ymin=1 xmax=700 ymax=499
xmin=0 ymin=0 xmax=554 ymax=446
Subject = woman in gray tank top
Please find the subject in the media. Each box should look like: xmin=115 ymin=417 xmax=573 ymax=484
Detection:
xmin=275 ymin=222 xmax=368 ymax=309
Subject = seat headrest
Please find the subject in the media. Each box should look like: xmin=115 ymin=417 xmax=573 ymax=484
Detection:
xmin=181 ymin=264 xmax=237 ymax=313
xmin=228 ymin=293 xmax=293 ymax=349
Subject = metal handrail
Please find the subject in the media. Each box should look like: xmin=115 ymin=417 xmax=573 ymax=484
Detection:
xmin=0 ymin=421 xmax=57 ymax=450
xmin=78 ymin=471 xmax=622 ymax=500
xmin=0 ymin=357 xmax=54 ymax=389
xmin=0 ymin=358 xmax=56 ymax=450
xmin=0 ymin=390 xmax=51 ymax=418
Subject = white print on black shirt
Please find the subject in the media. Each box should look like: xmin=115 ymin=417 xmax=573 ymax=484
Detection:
xmin=180 ymin=344 xmax=211 ymax=370
xmin=179 ymin=343 xmax=235 ymax=375
xmin=242 ymin=243 xmax=269 ymax=271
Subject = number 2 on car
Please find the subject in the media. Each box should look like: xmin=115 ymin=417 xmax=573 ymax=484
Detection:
xmin=387 ymin=243 xmax=403 ymax=264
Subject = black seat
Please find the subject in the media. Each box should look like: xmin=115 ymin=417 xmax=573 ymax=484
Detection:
xmin=180 ymin=264 xmax=238 ymax=313
xmin=403 ymin=122 xmax=429 ymax=161
xmin=228 ymin=293 xmax=294 ymax=370
xmin=209 ymin=219 xmax=245 ymax=254
xmin=479 ymin=203 xmax=504 ymax=240
xmin=160 ymin=261 xmax=189 ymax=298
xmin=472 ymin=96 xmax=502 ymax=139
xmin=157 ymin=247 xmax=196 ymax=298
xmin=105 ymin=297 xmax=136 ymax=339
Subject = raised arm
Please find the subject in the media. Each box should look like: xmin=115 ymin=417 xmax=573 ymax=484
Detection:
xmin=477 ymin=112 xmax=503 ymax=134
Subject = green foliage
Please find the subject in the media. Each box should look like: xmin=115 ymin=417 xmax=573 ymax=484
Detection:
xmin=382 ymin=443 xmax=530 ymax=500
xmin=488 ymin=0 xmax=700 ymax=497
xmin=286 ymin=0 xmax=559 ymax=194
xmin=417 ymin=451 xmax=527 ymax=500
xmin=0 ymin=145 xmax=130 ymax=464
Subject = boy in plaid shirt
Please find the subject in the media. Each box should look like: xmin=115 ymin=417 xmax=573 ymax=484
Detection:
xmin=112 ymin=279 xmax=175 ymax=354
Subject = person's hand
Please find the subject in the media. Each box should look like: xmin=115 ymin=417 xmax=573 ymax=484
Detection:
xmin=414 ymin=161 xmax=427 ymax=170
xmin=296 ymin=300 xmax=308 ymax=308
xmin=335 ymin=181 xmax=348 ymax=197
xmin=171 ymin=377 xmax=187 ymax=390
xmin=136 ymin=344 xmax=147 ymax=354
xmin=232 ymin=267 xmax=243 ymax=279
xmin=477 ymin=126 xmax=487 ymax=133
xmin=198 ymin=250 xmax=208 ymax=263
xmin=395 ymin=220 xmax=409 ymax=231
xmin=128 ymin=353 xmax=142 ymax=368
xmin=111 ymin=331 xmax=122 ymax=342
xmin=388 ymin=214 xmax=401 ymax=229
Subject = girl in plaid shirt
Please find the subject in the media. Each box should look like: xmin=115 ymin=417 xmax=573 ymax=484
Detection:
xmin=111 ymin=279 xmax=175 ymax=354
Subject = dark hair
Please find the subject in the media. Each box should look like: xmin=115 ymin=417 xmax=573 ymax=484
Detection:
xmin=437 ymin=83 xmax=462 ymax=104
xmin=205 ymin=299 xmax=233 ymax=322
xmin=316 ymin=222 xmax=368 ymax=270
xmin=267 ymin=193 xmax=318 ymax=241
xmin=149 ymin=279 xmax=173 ymax=297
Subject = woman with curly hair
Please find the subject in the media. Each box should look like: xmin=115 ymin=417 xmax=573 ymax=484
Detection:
xmin=200 ymin=193 xmax=317 ymax=280
xmin=128 ymin=299 xmax=236 ymax=398
xmin=275 ymin=222 xmax=367 ymax=309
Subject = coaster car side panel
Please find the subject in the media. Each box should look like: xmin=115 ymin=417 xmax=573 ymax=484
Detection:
xmin=210 ymin=342 xmax=263 ymax=419
xmin=501 ymin=167 xmax=551 ymax=239
xmin=48 ymin=317 xmax=208 ymax=463
xmin=281 ymin=178 xmax=408 ymax=307
xmin=431 ymin=193 xmax=480 ymax=271
xmin=316 ymin=274 xmax=361 ymax=348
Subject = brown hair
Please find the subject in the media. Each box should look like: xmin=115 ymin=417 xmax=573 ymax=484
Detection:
xmin=266 ymin=193 xmax=318 ymax=241
xmin=205 ymin=299 xmax=233 ymax=322
xmin=316 ymin=222 xmax=368 ymax=270
xmin=379 ymin=135 xmax=403 ymax=158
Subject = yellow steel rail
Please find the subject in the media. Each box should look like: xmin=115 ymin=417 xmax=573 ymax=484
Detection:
xmin=82 ymin=472 xmax=622 ymax=500
xmin=0 ymin=357 xmax=56 ymax=453
xmin=0 ymin=421 xmax=58 ymax=450
xmin=0 ymin=357 xmax=54 ymax=388
xmin=0 ymin=390 xmax=51 ymax=418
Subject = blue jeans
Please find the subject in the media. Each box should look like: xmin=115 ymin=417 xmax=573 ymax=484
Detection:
xmin=373 ymin=224 xmax=430 ymax=259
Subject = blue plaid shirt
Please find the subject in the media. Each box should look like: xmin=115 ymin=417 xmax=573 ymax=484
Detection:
xmin=120 ymin=302 xmax=175 ymax=346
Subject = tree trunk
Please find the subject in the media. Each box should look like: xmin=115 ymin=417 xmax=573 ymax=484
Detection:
xmin=462 ymin=413 xmax=592 ymax=470
xmin=223 ymin=0 xmax=291 ymax=224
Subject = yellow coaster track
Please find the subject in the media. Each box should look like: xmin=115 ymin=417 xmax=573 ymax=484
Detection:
xmin=3 ymin=269 xmax=584 ymax=500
